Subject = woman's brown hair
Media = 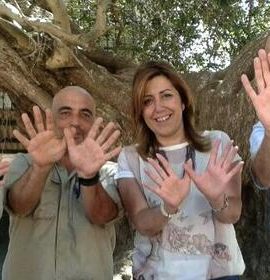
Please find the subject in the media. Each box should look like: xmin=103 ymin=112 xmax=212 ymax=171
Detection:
xmin=132 ymin=61 xmax=211 ymax=159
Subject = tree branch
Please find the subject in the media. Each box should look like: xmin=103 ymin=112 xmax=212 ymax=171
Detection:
xmin=0 ymin=17 xmax=35 ymax=52
xmin=0 ymin=3 xmax=133 ymax=71
xmin=82 ymin=48 xmax=136 ymax=72
xmin=83 ymin=0 xmax=112 ymax=46
xmin=214 ymin=32 xmax=270 ymax=97
xmin=0 ymin=35 xmax=52 ymax=110
xmin=44 ymin=0 xmax=75 ymax=69
xmin=45 ymin=0 xmax=70 ymax=32
xmin=0 ymin=4 xmax=83 ymax=46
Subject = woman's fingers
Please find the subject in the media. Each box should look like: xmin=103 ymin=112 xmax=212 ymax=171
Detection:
xmin=143 ymin=183 xmax=161 ymax=197
xmin=147 ymin=156 xmax=168 ymax=180
xmin=226 ymin=161 xmax=244 ymax=179
xmin=183 ymin=159 xmax=198 ymax=183
xmin=156 ymin=153 xmax=174 ymax=176
xmin=221 ymin=145 xmax=238 ymax=172
xmin=144 ymin=169 xmax=163 ymax=187
xmin=207 ymin=140 xmax=220 ymax=168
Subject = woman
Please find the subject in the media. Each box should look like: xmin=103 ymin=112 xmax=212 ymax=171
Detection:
xmin=117 ymin=61 xmax=245 ymax=280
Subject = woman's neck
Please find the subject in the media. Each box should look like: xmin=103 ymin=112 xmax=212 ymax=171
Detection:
xmin=157 ymin=134 xmax=187 ymax=147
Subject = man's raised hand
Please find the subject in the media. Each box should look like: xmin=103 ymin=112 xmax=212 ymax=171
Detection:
xmin=64 ymin=117 xmax=121 ymax=178
xmin=13 ymin=106 xmax=66 ymax=168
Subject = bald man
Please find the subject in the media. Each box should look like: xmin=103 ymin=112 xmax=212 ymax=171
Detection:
xmin=2 ymin=86 xmax=122 ymax=280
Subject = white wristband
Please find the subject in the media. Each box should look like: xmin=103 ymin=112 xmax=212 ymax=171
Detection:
xmin=211 ymin=194 xmax=229 ymax=213
xmin=160 ymin=203 xmax=177 ymax=219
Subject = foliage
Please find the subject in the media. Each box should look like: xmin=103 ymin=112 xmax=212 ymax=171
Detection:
xmin=67 ymin=0 xmax=270 ymax=71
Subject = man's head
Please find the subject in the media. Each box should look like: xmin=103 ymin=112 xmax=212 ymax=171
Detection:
xmin=52 ymin=86 xmax=95 ymax=144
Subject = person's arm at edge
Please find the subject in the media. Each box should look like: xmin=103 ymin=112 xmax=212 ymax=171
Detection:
xmin=251 ymin=128 xmax=270 ymax=188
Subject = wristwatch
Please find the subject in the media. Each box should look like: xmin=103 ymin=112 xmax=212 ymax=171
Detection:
xmin=78 ymin=172 xmax=100 ymax=187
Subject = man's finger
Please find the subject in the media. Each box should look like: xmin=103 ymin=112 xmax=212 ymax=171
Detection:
xmin=33 ymin=106 xmax=45 ymax=133
xmin=13 ymin=129 xmax=30 ymax=148
xmin=104 ymin=146 xmax=122 ymax=161
xmin=0 ymin=166 xmax=9 ymax=177
xmin=258 ymin=49 xmax=270 ymax=88
xmin=22 ymin=113 xmax=36 ymax=139
xmin=0 ymin=161 xmax=10 ymax=170
xmin=45 ymin=109 xmax=54 ymax=131
xmin=96 ymin=122 xmax=116 ymax=146
xmin=254 ymin=57 xmax=265 ymax=94
xmin=241 ymin=74 xmax=257 ymax=104
xmin=101 ymin=130 xmax=121 ymax=152
xmin=87 ymin=117 xmax=103 ymax=140
xmin=64 ymin=128 xmax=76 ymax=149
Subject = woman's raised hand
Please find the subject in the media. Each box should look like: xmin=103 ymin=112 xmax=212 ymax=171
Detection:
xmin=184 ymin=140 xmax=243 ymax=208
xmin=144 ymin=153 xmax=191 ymax=213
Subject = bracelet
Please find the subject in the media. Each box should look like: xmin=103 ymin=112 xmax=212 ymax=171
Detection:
xmin=78 ymin=172 xmax=100 ymax=187
xmin=211 ymin=194 xmax=229 ymax=213
xmin=160 ymin=203 xmax=177 ymax=219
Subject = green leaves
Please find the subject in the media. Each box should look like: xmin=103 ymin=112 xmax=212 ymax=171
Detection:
xmin=67 ymin=0 xmax=270 ymax=71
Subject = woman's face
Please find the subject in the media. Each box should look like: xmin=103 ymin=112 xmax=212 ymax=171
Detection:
xmin=142 ymin=75 xmax=186 ymax=146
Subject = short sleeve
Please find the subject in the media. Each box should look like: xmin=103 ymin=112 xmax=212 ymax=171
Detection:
xmin=3 ymin=153 xmax=32 ymax=214
xmin=248 ymin=122 xmax=270 ymax=190
xmin=249 ymin=121 xmax=265 ymax=158
xmin=114 ymin=149 xmax=135 ymax=180
xmin=207 ymin=130 xmax=241 ymax=161
xmin=4 ymin=153 xmax=32 ymax=189
xmin=99 ymin=161 xmax=124 ymax=219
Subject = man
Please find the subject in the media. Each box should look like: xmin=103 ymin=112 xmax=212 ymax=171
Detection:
xmin=0 ymin=160 xmax=9 ymax=217
xmin=2 ymin=86 xmax=122 ymax=280
xmin=241 ymin=49 xmax=270 ymax=188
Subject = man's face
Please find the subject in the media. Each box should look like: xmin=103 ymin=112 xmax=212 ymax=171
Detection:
xmin=52 ymin=90 xmax=95 ymax=144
